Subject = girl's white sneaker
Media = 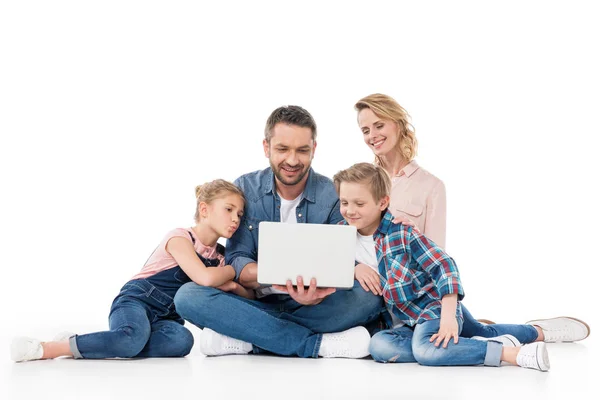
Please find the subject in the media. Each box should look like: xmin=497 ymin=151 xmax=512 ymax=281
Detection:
xmin=11 ymin=337 xmax=43 ymax=362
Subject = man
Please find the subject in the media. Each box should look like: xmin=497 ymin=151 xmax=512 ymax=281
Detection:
xmin=174 ymin=106 xmax=383 ymax=358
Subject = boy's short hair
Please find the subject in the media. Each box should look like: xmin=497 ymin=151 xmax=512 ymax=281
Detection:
xmin=333 ymin=163 xmax=391 ymax=201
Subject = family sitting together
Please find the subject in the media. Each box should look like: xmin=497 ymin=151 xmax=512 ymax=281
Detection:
xmin=11 ymin=94 xmax=590 ymax=372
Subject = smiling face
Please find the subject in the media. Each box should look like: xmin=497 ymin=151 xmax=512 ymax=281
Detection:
xmin=263 ymin=122 xmax=316 ymax=188
xmin=358 ymin=107 xmax=400 ymax=157
xmin=339 ymin=181 xmax=389 ymax=236
xmin=200 ymin=193 xmax=245 ymax=239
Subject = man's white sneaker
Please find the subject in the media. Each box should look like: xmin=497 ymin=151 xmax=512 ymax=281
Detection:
xmin=516 ymin=342 xmax=550 ymax=371
xmin=472 ymin=334 xmax=521 ymax=347
xmin=199 ymin=328 xmax=252 ymax=356
xmin=318 ymin=326 xmax=371 ymax=358
xmin=526 ymin=316 xmax=590 ymax=343
xmin=11 ymin=337 xmax=44 ymax=362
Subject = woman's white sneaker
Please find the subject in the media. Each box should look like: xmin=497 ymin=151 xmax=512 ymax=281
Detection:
xmin=318 ymin=326 xmax=371 ymax=358
xmin=516 ymin=342 xmax=550 ymax=371
xmin=526 ymin=317 xmax=590 ymax=342
xmin=11 ymin=337 xmax=44 ymax=362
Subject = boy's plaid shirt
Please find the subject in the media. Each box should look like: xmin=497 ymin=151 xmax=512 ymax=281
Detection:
xmin=374 ymin=210 xmax=465 ymax=326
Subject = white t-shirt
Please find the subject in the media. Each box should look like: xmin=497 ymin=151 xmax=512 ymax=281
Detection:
xmin=279 ymin=193 xmax=302 ymax=223
xmin=256 ymin=192 xmax=303 ymax=297
xmin=354 ymin=232 xmax=404 ymax=328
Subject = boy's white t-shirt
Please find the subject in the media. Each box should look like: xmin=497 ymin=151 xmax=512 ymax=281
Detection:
xmin=354 ymin=232 xmax=405 ymax=329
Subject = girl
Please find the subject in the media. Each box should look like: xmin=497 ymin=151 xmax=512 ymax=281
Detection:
xmin=11 ymin=179 xmax=251 ymax=362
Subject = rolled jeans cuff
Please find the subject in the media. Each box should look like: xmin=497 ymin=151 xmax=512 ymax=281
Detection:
xmin=69 ymin=335 xmax=84 ymax=359
xmin=483 ymin=340 xmax=503 ymax=367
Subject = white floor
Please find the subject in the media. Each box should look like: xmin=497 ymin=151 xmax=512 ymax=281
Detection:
xmin=2 ymin=324 xmax=597 ymax=400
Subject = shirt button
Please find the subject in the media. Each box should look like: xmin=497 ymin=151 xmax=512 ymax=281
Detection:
xmin=249 ymin=225 xmax=253 ymax=230
xmin=298 ymin=213 xmax=302 ymax=217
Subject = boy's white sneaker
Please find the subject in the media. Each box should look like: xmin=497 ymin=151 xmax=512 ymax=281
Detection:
xmin=11 ymin=337 xmax=44 ymax=362
xmin=516 ymin=342 xmax=550 ymax=371
xmin=318 ymin=326 xmax=371 ymax=358
xmin=526 ymin=317 xmax=590 ymax=343
xmin=472 ymin=334 xmax=521 ymax=347
xmin=199 ymin=328 xmax=252 ymax=356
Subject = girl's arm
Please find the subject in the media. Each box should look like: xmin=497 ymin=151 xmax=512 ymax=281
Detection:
xmin=217 ymin=280 xmax=255 ymax=299
xmin=166 ymin=237 xmax=235 ymax=287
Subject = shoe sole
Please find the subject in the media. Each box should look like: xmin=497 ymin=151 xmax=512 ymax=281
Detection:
xmin=477 ymin=319 xmax=496 ymax=325
xmin=471 ymin=334 xmax=520 ymax=347
xmin=525 ymin=316 xmax=591 ymax=341
xmin=536 ymin=342 xmax=550 ymax=371
xmin=503 ymin=334 xmax=520 ymax=346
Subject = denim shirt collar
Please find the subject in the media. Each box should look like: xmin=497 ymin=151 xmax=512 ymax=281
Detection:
xmin=262 ymin=167 xmax=317 ymax=203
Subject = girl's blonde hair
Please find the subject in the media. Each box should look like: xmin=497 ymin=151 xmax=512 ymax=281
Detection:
xmin=333 ymin=162 xmax=391 ymax=202
xmin=354 ymin=93 xmax=418 ymax=165
xmin=194 ymin=179 xmax=245 ymax=223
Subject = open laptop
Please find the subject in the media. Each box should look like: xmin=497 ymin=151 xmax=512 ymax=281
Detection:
xmin=257 ymin=222 xmax=357 ymax=289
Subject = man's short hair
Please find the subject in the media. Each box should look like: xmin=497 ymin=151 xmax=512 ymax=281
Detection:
xmin=264 ymin=105 xmax=317 ymax=142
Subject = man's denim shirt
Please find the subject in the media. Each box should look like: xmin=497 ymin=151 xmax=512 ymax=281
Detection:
xmin=226 ymin=167 xmax=343 ymax=279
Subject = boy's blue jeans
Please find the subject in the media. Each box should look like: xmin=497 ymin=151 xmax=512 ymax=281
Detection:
xmin=369 ymin=304 xmax=538 ymax=365
xmin=174 ymin=279 xmax=383 ymax=358
xmin=70 ymin=279 xmax=194 ymax=359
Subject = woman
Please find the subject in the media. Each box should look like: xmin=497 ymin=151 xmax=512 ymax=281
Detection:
xmin=353 ymin=93 xmax=589 ymax=343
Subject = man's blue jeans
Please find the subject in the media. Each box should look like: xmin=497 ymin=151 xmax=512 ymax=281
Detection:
xmin=369 ymin=304 xmax=538 ymax=364
xmin=174 ymin=279 xmax=383 ymax=358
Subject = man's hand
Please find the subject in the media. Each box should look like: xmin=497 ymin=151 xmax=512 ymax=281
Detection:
xmin=355 ymin=263 xmax=382 ymax=295
xmin=272 ymin=276 xmax=336 ymax=305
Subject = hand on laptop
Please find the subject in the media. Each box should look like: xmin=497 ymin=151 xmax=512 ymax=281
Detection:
xmin=272 ymin=276 xmax=336 ymax=306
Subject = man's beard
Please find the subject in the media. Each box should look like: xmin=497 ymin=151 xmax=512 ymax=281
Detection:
xmin=270 ymin=161 xmax=310 ymax=187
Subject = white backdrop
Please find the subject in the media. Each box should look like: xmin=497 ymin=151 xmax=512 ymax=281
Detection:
xmin=1 ymin=0 xmax=599 ymax=356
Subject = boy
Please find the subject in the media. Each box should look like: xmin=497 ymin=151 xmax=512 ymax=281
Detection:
xmin=333 ymin=162 xmax=553 ymax=371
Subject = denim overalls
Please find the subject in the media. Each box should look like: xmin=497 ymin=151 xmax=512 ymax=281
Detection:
xmin=69 ymin=231 xmax=224 ymax=359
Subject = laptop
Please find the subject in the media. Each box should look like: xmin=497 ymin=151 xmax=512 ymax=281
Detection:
xmin=257 ymin=222 xmax=357 ymax=289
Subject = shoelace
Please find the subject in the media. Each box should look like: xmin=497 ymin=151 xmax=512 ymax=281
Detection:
xmin=20 ymin=339 xmax=42 ymax=360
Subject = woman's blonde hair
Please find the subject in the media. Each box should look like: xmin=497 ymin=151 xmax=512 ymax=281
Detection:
xmin=194 ymin=179 xmax=245 ymax=222
xmin=333 ymin=162 xmax=391 ymax=202
xmin=354 ymin=93 xmax=418 ymax=165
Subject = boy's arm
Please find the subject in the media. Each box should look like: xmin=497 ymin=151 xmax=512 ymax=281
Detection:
xmin=406 ymin=227 xmax=462 ymax=348
xmin=431 ymin=293 xmax=459 ymax=348
xmin=407 ymin=227 xmax=464 ymax=301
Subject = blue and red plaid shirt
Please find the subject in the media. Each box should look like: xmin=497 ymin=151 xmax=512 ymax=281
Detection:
xmin=374 ymin=210 xmax=465 ymax=327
